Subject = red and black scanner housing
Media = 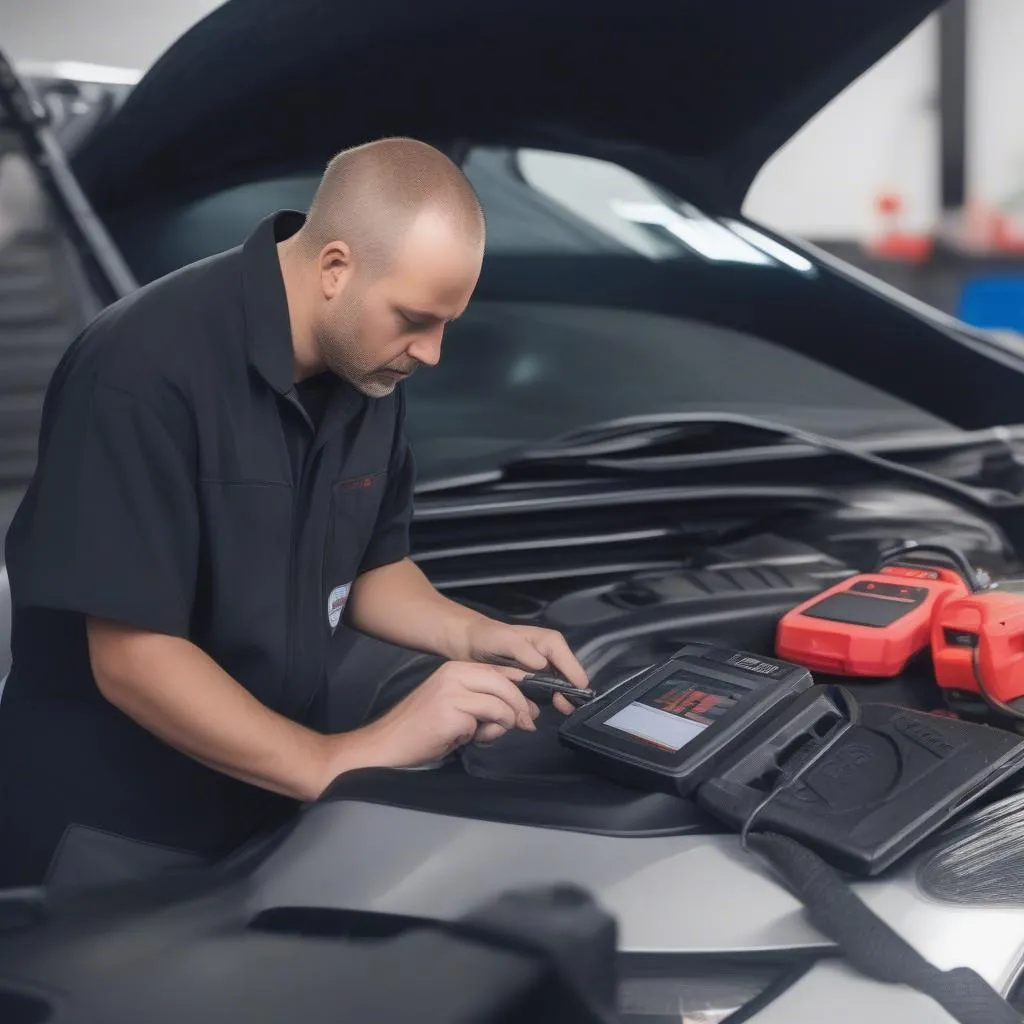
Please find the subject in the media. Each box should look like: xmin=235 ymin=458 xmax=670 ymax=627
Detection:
xmin=776 ymin=563 xmax=970 ymax=678
xmin=932 ymin=588 xmax=1024 ymax=717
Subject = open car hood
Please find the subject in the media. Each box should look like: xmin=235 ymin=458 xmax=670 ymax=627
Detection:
xmin=72 ymin=0 xmax=941 ymax=211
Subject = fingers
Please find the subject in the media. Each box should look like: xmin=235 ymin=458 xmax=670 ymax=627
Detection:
xmin=472 ymin=720 xmax=508 ymax=746
xmin=472 ymin=697 xmax=538 ymax=747
xmin=455 ymin=665 xmax=538 ymax=730
xmin=486 ymin=629 xmax=588 ymax=690
xmin=490 ymin=665 xmax=529 ymax=684
xmin=528 ymin=630 xmax=590 ymax=690
xmin=497 ymin=637 xmax=549 ymax=673
xmin=552 ymin=692 xmax=575 ymax=716
xmin=455 ymin=691 xmax=535 ymax=735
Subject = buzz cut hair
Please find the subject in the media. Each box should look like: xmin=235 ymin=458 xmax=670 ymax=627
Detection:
xmin=299 ymin=137 xmax=485 ymax=274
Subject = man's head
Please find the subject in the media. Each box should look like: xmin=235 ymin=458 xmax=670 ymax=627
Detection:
xmin=285 ymin=137 xmax=485 ymax=397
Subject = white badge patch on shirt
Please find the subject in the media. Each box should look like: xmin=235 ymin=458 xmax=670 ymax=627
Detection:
xmin=327 ymin=582 xmax=352 ymax=633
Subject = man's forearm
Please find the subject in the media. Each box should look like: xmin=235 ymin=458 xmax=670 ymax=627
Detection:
xmin=345 ymin=558 xmax=488 ymax=660
xmin=87 ymin=620 xmax=372 ymax=801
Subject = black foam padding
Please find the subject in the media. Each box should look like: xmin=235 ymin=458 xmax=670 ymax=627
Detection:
xmin=699 ymin=690 xmax=1024 ymax=875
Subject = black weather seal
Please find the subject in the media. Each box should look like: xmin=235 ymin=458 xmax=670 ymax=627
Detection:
xmin=0 ymin=50 xmax=137 ymax=307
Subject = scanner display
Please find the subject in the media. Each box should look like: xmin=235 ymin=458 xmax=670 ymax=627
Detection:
xmin=559 ymin=642 xmax=813 ymax=797
xmin=603 ymin=676 xmax=743 ymax=752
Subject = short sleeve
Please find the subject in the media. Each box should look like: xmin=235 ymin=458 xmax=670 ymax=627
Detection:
xmin=357 ymin=415 xmax=417 ymax=576
xmin=5 ymin=378 xmax=199 ymax=638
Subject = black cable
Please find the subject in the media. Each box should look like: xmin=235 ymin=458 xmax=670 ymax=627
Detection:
xmin=739 ymin=686 xmax=861 ymax=851
xmin=872 ymin=541 xmax=1024 ymax=725
xmin=970 ymin=644 xmax=1024 ymax=726
xmin=877 ymin=540 xmax=988 ymax=593
xmin=876 ymin=541 xmax=1024 ymax=723
xmin=735 ymin=686 xmax=1024 ymax=1024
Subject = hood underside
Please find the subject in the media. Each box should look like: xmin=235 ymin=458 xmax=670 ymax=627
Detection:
xmin=73 ymin=0 xmax=940 ymax=211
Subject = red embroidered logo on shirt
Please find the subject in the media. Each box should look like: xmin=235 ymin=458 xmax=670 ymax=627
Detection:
xmin=338 ymin=475 xmax=378 ymax=492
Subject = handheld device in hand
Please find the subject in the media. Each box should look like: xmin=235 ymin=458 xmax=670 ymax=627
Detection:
xmin=697 ymin=686 xmax=1024 ymax=875
xmin=520 ymin=673 xmax=596 ymax=707
xmin=775 ymin=542 xmax=982 ymax=677
xmin=932 ymin=581 xmax=1024 ymax=723
xmin=557 ymin=643 xmax=813 ymax=796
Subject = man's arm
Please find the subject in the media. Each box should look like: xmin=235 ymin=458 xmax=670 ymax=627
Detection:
xmin=88 ymin=620 xmax=348 ymax=801
xmin=345 ymin=557 xmax=590 ymax=695
xmin=347 ymin=403 xmax=589 ymax=698
xmin=88 ymin=619 xmax=541 ymax=793
xmin=345 ymin=557 xmax=487 ymax=658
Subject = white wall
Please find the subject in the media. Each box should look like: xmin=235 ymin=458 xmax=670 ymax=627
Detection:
xmin=745 ymin=16 xmax=939 ymax=239
xmin=0 ymin=0 xmax=224 ymax=71
xmin=748 ymin=0 xmax=1024 ymax=239
xmin=967 ymin=0 xmax=1024 ymax=208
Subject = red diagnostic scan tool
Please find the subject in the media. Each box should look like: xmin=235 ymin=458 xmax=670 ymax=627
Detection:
xmin=776 ymin=544 xmax=983 ymax=678
xmin=932 ymin=583 xmax=1024 ymax=723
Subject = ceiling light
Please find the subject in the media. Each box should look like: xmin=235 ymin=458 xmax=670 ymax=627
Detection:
xmin=17 ymin=60 xmax=142 ymax=86
xmin=722 ymin=220 xmax=817 ymax=273
xmin=613 ymin=201 xmax=771 ymax=266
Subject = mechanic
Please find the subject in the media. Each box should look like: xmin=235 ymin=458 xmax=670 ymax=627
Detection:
xmin=0 ymin=137 xmax=589 ymax=890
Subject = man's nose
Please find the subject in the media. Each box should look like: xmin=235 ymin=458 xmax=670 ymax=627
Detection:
xmin=407 ymin=326 xmax=444 ymax=367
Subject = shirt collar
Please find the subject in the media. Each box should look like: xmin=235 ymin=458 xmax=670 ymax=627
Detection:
xmin=241 ymin=210 xmax=306 ymax=395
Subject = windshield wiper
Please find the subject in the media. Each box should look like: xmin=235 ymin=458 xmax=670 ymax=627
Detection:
xmin=504 ymin=412 xmax=1024 ymax=555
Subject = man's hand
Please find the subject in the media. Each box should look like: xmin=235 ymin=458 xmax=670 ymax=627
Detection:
xmin=89 ymin=621 xmax=543 ymax=803
xmin=459 ymin=620 xmax=590 ymax=715
xmin=335 ymin=661 xmax=541 ymax=772
xmin=346 ymin=559 xmax=589 ymax=713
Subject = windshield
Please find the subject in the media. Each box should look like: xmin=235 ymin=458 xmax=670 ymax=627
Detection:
xmin=103 ymin=145 xmax=949 ymax=477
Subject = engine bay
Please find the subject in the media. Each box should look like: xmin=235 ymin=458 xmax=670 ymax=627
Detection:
xmin=327 ymin=523 xmax=1010 ymax=839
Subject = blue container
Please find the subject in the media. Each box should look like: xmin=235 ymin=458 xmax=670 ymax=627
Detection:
xmin=957 ymin=275 xmax=1024 ymax=331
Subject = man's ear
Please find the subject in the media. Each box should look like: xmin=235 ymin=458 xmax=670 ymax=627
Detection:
xmin=319 ymin=240 xmax=353 ymax=299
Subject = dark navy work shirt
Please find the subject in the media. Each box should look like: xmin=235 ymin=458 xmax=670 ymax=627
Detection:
xmin=0 ymin=211 xmax=415 ymax=886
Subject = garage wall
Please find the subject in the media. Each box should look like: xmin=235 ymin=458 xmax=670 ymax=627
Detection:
xmin=749 ymin=0 xmax=1024 ymax=240
xmin=0 ymin=0 xmax=223 ymax=71
xmin=745 ymin=16 xmax=938 ymax=239
xmin=967 ymin=0 xmax=1024 ymax=209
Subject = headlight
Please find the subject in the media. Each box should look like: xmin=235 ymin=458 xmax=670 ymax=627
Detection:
xmin=616 ymin=957 xmax=802 ymax=1023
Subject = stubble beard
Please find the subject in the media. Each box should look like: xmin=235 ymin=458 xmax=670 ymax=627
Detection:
xmin=316 ymin=299 xmax=397 ymax=399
